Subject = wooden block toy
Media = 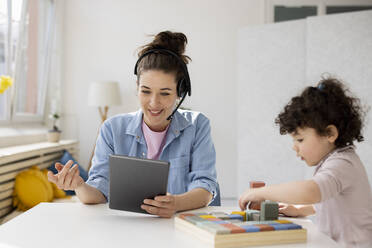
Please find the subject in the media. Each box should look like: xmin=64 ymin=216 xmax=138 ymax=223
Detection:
xmin=245 ymin=209 xmax=260 ymax=221
xmin=213 ymin=212 xmax=231 ymax=220
xmin=260 ymin=200 xmax=279 ymax=221
xmin=231 ymin=211 xmax=246 ymax=221
xmin=249 ymin=181 xmax=265 ymax=188
xmin=252 ymin=212 xmax=260 ymax=221
xmin=175 ymin=210 xmax=307 ymax=248
xmin=228 ymin=214 xmax=244 ymax=221
xmin=249 ymin=181 xmax=266 ymax=210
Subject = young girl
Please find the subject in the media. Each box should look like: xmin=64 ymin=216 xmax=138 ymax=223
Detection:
xmin=239 ymin=78 xmax=372 ymax=247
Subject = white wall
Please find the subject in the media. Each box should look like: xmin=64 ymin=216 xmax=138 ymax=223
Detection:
xmin=237 ymin=11 xmax=372 ymax=194
xmin=237 ymin=20 xmax=308 ymax=193
xmin=60 ymin=0 xmax=265 ymax=198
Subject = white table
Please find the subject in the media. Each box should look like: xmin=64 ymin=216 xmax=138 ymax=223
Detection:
xmin=0 ymin=203 xmax=338 ymax=248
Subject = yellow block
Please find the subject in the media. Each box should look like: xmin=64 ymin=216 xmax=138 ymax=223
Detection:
xmin=231 ymin=211 xmax=246 ymax=221
xmin=199 ymin=215 xmax=216 ymax=219
xmin=275 ymin=219 xmax=293 ymax=224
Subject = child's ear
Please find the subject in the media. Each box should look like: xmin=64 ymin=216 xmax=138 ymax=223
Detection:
xmin=326 ymin=125 xmax=338 ymax=143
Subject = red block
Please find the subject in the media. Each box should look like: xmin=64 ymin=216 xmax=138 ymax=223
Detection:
xmin=249 ymin=181 xmax=265 ymax=188
xmin=254 ymin=224 xmax=275 ymax=232
xmin=221 ymin=223 xmax=246 ymax=233
xmin=178 ymin=213 xmax=195 ymax=219
xmin=249 ymin=181 xmax=266 ymax=210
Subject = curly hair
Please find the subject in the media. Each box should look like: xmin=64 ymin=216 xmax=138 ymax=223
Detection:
xmin=275 ymin=77 xmax=366 ymax=148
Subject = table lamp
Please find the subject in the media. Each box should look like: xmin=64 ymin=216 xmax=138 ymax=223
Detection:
xmin=87 ymin=81 xmax=121 ymax=170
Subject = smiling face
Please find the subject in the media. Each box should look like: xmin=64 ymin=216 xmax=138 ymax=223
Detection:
xmin=290 ymin=127 xmax=337 ymax=166
xmin=138 ymin=70 xmax=178 ymax=132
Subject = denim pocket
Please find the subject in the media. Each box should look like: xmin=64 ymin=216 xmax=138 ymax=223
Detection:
xmin=168 ymin=156 xmax=189 ymax=194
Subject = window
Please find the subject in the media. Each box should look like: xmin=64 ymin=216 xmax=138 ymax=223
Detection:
xmin=266 ymin=0 xmax=372 ymax=23
xmin=0 ymin=0 xmax=56 ymax=124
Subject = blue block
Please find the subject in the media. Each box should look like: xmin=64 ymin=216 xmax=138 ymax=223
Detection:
xmin=271 ymin=223 xmax=302 ymax=230
xmin=228 ymin=214 xmax=244 ymax=221
xmin=271 ymin=224 xmax=289 ymax=230
xmin=240 ymin=225 xmax=260 ymax=233
xmin=212 ymin=220 xmax=230 ymax=224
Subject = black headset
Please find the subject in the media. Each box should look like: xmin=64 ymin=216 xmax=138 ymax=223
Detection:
xmin=134 ymin=48 xmax=191 ymax=120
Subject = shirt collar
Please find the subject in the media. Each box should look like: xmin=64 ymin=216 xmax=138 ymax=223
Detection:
xmin=314 ymin=145 xmax=354 ymax=174
xmin=126 ymin=109 xmax=191 ymax=139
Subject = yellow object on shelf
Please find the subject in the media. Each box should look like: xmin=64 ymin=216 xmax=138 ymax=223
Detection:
xmin=42 ymin=169 xmax=66 ymax=198
xmin=13 ymin=166 xmax=67 ymax=211
xmin=0 ymin=75 xmax=13 ymax=94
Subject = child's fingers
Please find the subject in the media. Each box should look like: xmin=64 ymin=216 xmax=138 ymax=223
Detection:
xmin=238 ymin=198 xmax=247 ymax=210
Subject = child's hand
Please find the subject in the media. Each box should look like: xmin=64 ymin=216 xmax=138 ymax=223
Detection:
xmin=238 ymin=189 xmax=265 ymax=210
xmin=278 ymin=203 xmax=300 ymax=217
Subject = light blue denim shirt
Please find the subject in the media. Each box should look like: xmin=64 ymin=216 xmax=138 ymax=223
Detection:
xmin=86 ymin=109 xmax=218 ymax=201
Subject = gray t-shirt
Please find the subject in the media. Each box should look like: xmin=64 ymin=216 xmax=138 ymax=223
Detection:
xmin=313 ymin=146 xmax=372 ymax=247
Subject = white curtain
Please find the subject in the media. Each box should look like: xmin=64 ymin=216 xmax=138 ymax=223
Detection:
xmin=12 ymin=0 xmax=57 ymax=122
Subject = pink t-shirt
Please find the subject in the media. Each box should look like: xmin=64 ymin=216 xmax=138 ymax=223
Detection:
xmin=142 ymin=121 xmax=169 ymax=160
xmin=312 ymin=146 xmax=372 ymax=247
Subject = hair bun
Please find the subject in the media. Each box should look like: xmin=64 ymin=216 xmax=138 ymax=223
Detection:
xmin=139 ymin=31 xmax=191 ymax=64
xmin=151 ymin=31 xmax=187 ymax=54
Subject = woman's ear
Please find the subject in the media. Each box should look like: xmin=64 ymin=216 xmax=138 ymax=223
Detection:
xmin=326 ymin=125 xmax=339 ymax=143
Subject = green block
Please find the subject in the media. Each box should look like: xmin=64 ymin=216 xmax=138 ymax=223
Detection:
xmin=184 ymin=215 xmax=209 ymax=224
xmin=260 ymin=200 xmax=279 ymax=221
xmin=197 ymin=222 xmax=231 ymax=234
xmin=245 ymin=210 xmax=260 ymax=221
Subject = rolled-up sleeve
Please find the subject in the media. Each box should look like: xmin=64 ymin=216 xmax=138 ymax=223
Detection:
xmin=86 ymin=121 xmax=114 ymax=200
xmin=187 ymin=115 xmax=218 ymax=200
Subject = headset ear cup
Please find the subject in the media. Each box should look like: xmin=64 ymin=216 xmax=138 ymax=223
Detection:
xmin=177 ymin=78 xmax=185 ymax=97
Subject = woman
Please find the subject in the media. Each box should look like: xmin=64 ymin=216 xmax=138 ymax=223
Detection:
xmin=48 ymin=31 xmax=218 ymax=218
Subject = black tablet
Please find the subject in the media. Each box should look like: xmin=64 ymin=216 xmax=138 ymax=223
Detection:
xmin=109 ymin=154 xmax=170 ymax=214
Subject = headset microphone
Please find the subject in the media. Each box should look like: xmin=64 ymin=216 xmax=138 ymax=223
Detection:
xmin=167 ymin=90 xmax=187 ymax=121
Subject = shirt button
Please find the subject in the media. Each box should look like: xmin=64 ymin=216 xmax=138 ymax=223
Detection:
xmin=142 ymin=152 xmax=145 ymax=157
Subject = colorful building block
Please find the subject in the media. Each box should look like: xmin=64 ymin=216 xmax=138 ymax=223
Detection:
xmin=245 ymin=209 xmax=260 ymax=221
xmin=184 ymin=215 xmax=208 ymax=224
xmin=254 ymin=224 xmax=275 ymax=232
xmin=199 ymin=215 xmax=218 ymax=219
xmin=240 ymin=225 xmax=260 ymax=233
xmin=221 ymin=223 xmax=246 ymax=234
xmin=252 ymin=212 xmax=260 ymax=221
xmin=231 ymin=211 xmax=247 ymax=221
xmin=213 ymin=212 xmax=231 ymax=220
xmin=197 ymin=222 xmax=231 ymax=234
xmin=228 ymin=214 xmax=244 ymax=221
xmin=249 ymin=181 xmax=266 ymax=210
xmin=260 ymin=201 xmax=279 ymax=221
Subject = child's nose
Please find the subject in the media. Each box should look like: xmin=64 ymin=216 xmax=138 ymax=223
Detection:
xmin=292 ymin=144 xmax=298 ymax=152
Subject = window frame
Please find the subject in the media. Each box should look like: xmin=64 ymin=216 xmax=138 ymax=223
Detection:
xmin=0 ymin=0 xmax=55 ymax=125
xmin=265 ymin=0 xmax=372 ymax=23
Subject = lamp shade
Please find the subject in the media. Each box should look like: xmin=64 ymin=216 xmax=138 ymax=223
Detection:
xmin=88 ymin=81 xmax=122 ymax=107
